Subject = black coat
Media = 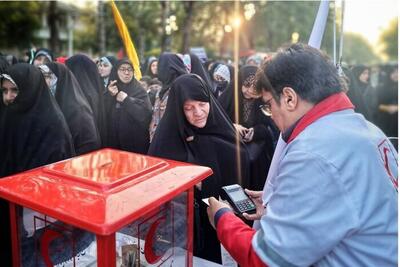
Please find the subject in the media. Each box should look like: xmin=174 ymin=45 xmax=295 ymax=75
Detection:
xmin=105 ymin=59 xmax=152 ymax=154
xmin=47 ymin=62 xmax=101 ymax=155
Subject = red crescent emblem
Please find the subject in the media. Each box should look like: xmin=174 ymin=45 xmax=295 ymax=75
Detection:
xmin=144 ymin=216 xmax=167 ymax=264
xmin=40 ymin=229 xmax=62 ymax=267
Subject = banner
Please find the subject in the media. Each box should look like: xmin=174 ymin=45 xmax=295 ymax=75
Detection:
xmin=110 ymin=0 xmax=142 ymax=80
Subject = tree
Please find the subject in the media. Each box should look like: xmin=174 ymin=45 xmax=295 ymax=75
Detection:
xmin=252 ymin=1 xmax=320 ymax=52
xmin=379 ymin=17 xmax=398 ymax=61
xmin=74 ymin=3 xmax=97 ymax=54
xmin=342 ymin=33 xmax=379 ymax=65
xmin=0 ymin=1 xmax=41 ymax=49
xmin=48 ymin=1 xmax=60 ymax=55
xmin=181 ymin=1 xmax=196 ymax=53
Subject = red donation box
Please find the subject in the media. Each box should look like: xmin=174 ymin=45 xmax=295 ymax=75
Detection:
xmin=0 ymin=148 xmax=212 ymax=267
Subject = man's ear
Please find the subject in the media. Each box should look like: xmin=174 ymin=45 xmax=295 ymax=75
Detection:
xmin=281 ymin=87 xmax=297 ymax=111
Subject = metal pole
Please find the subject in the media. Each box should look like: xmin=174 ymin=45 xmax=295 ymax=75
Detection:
xmin=67 ymin=15 xmax=74 ymax=57
xmin=333 ymin=1 xmax=337 ymax=65
xmin=98 ymin=0 xmax=106 ymax=55
xmin=338 ymin=0 xmax=345 ymax=65
xmin=234 ymin=0 xmax=242 ymax=185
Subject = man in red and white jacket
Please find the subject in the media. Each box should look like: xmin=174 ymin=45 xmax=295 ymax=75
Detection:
xmin=207 ymin=43 xmax=398 ymax=267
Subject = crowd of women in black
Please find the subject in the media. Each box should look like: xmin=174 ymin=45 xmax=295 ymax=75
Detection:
xmin=0 ymin=47 xmax=397 ymax=265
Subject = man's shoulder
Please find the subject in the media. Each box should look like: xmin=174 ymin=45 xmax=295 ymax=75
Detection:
xmin=294 ymin=110 xmax=384 ymax=147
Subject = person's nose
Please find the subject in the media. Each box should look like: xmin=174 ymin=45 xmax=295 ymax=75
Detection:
xmin=193 ymin=106 xmax=202 ymax=116
xmin=4 ymin=90 xmax=12 ymax=99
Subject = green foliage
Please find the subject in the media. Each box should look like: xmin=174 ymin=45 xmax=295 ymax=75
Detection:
xmin=74 ymin=2 xmax=97 ymax=53
xmin=103 ymin=1 xmax=162 ymax=55
xmin=0 ymin=1 xmax=41 ymax=49
xmin=342 ymin=33 xmax=379 ymax=65
xmin=379 ymin=17 xmax=398 ymax=60
xmin=253 ymin=1 xmax=320 ymax=51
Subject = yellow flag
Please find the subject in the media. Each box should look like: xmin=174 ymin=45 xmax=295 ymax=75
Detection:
xmin=110 ymin=0 xmax=142 ymax=80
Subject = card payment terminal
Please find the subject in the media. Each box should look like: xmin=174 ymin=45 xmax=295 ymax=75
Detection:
xmin=220 ymin=184 xmax=256 ymax=215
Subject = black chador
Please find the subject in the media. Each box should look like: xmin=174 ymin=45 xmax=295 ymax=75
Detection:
xmin=105 ymin=59 xmax=152 ymax=154
xmin=149 ymin=74 xmax=250 ymax=263
xmin=218 ymin=65 xmax=279 ymax=190
xmin=0 ymin=63 xmax=75 ymax=266
xmin=47 ymin=62 xmax=101 ymax=155
xmin=66 ymin=54 xmax=107 ymax=145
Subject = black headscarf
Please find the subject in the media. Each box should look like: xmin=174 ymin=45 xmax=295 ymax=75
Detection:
xmin=46 ymin=62 xmax=101 ymax=155
xmin=219 ymin=65 xmax=279 ymax=190
xmin=148 ymin=74 xmax=249 ymax=263
xmin=99 ymin=55 xmax=117 ymax=88
xmin=189 ymin=53 xmax=213 ymax=89
xmin=149 ymin=73 xmax=249 ymax=198
xmin=0 ymin=63 xmax=75 ymax=177
xmin=351 ymin=65 xmax=370 ymax=89
xmin=66 ymin=54 xmax=107 ymax=145
xmin=145 ymin=57 xmax=158 ymax=79
xmin=343 ymin=67 xmax=370 ymax=119
xmin=105 ymin=59 xmax=152 ymax=153
xmin=376 ymin=65 xmax=398 ymax=137
xmin=32 ymin=48 xmax=54 ymax=63
xmin=350 ymin=65 xmax=375 ymax=120
xmin=0 ymin=56 xmax=9 ymax=73
xmin=157 ymin=52 xmax=188 ymax=99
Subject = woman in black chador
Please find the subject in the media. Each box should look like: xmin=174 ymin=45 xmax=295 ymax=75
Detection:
xmin=149 ymin=52 xmax=188 ymax=142
xmin=105 ymin=59 xmax=152 ymax=154
xmin=46 ymin=62 xmax=101 ymax=155
xmin=0 ymin=63 xmax=76 ymax=266
xmin=66 ymin=54 xmax=107 ymax=145
xmin=218 ymin=65 xmax=278 ymax=190
xmin=0 ymin=63 xmax=75 ymax=177
xmin=148 ymin=74 xmax=250 ymax=263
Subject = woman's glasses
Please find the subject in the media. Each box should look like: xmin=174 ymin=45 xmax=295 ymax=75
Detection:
xmin=118 ymin=67 xmax=133 ymax=73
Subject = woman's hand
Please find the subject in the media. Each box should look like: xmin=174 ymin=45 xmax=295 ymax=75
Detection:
xmin=108 ymin=80 xmax=118 ymax=96
xmin=234 ymin=123 xmax=249 ymax=138
xmin=243 ymin=127 xmax=254 ymax=142
xmin=116 ymin=91 xmax=128 ymax=102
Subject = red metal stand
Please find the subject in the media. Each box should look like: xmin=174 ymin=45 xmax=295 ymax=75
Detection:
xmin=97 ymin=234 xmax=116 ymax=267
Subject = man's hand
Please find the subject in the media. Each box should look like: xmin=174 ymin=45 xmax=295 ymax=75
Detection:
xmin=207 ymin=197 xmax=232 ymax=229
xmin=116 ymin=91 xmax=128 ymax=102
xmin=108 ymin=80 xmax=118 ymax=96
xmin=242 ymin=189 xmax=264 ymax=221
xmin=379 ymin=104 xmax=398 ymax=114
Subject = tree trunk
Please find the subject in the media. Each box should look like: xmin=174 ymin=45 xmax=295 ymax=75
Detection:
xmin=181 ymin=1 xmax=195 ymax=53
xmin=160 ymin=1 xmax=168 ymax=52
xmin=98 ymin=0 xmax=106 ymax=55
xmin=48 ymin=1 xmax=59 ymax=55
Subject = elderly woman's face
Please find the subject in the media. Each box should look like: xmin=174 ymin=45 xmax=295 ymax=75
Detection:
xmin=183 ymin=99 xmax=210 ymax=128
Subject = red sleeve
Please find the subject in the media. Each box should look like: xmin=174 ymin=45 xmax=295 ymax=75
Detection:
xmin=216 ymin=212 xmax=267 ymax=267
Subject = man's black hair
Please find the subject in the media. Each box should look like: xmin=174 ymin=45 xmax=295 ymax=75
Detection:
xmin=256 ymin=43 xmax=344 ymax=104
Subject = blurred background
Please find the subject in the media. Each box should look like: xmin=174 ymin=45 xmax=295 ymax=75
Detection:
xmin=0 ymin=0 xmax=397 ymax=66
